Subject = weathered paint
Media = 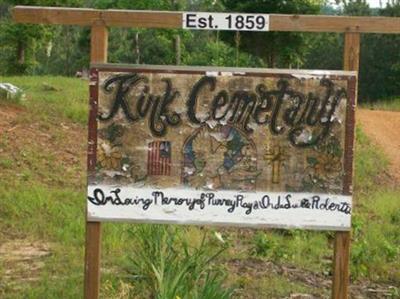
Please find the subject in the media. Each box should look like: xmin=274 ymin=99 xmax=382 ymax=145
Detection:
xmin=87 ymin=64 xmax=356 ymax=230
xmin=88 ymin=185 xmax=352 ymax=230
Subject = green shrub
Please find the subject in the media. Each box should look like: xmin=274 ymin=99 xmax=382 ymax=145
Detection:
xmin=251 ymin=231 xmax=274 ymax=257
xmin=126 ymin=225 xmax=233 ymax=299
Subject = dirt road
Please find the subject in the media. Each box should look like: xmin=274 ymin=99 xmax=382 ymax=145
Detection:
xmin=357 ymin=109 xmax=400 ymax=183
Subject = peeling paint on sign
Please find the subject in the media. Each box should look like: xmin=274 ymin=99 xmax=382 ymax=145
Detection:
xmin=87 ymin=64 xmax=357 ymax=231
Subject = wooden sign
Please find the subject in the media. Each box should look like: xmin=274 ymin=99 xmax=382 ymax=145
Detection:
xmin=87 ymin=64 xmax=356 ymax=231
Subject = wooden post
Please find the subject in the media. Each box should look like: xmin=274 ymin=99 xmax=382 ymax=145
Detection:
xmin=343 ymin=33 xmax=360 ymax=73
xmin=332 ymin=32 xmax=360 ymax=299
xmin=84 ymin=21 xmax=108 ymax=299
xmin=90 ymin=21 xmax=108 ymax=64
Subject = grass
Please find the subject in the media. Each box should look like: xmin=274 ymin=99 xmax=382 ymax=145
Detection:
xmin=232 ymin=273 xmax=316 ymax=298
xmin=124 ymin=225 xmax=232 ymax=299
xmin=351 ymin=127 xmax=400 ymax=280
xmin=354 ymin=126 xmax=389 ymax=192
xmin=0 ymin=76 xmax=88 ymax=124
xmin=0 ymin=76 xmax=399 ymax=298
xmin=351 ymin=191 xmax=400 ymax=281
xmin=360 ymin=97 xmax=400 ymax=112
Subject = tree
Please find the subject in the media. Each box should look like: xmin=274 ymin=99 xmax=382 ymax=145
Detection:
xmin=92 ymin=0 xmax=230 ymax=67
xmin=337 ymin=0 xmax=371 ymax=15
xmin=221 ymin=0 xmax=323 ymax=68
xmin=0 ymin=0 xmax=85 ymax=74
xmin=358 ymin=0 xmax=400 ymax=100
xmin=304 ymin=32 xmax=343 ymax=70
xmin=306 ymin=0 xmax=400 ymax=102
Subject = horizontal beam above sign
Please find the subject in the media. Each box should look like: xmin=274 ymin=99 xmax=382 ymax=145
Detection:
xmin=12 ymin=5 xmax=400 ymax=34
xmin=12 ymin=6 xmax=182 ymax=28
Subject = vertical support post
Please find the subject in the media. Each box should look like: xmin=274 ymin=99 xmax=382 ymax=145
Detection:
xmin=84 ymin=21 xmax=108 ymax=299
xmin=90 ymin=22 xmax=108 ymax=64
xmin=332 ymin=32 xmax=360 ymax=299
xmin=343 ymin=33 xmax=360 ymax=75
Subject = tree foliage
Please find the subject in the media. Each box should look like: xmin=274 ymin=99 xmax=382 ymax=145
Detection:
xmin=0 ymin=0 xmax=85 ymax=74
xmin=0 ymin=0 xmax=399 ymax=101
xmin=222 ymin=0 xmax=323 ymax=68
xmin=359 ymin=1 xmax=400 ymax=100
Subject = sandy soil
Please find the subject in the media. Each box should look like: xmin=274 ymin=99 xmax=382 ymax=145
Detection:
xmin=0 ymin=104 xmax=87 ymax=188
xmin=357 ymin=109 xmax=400 ymax=184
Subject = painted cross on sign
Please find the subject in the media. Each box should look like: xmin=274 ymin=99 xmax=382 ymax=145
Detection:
xmin=87 ymin=64 xmax=357 ymax=231
xmin=264 ymin=146 xmax=288 ymax=184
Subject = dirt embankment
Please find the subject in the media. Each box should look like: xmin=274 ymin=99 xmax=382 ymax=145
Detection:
xmin=357 ymin=109 xmax=400 ymax=184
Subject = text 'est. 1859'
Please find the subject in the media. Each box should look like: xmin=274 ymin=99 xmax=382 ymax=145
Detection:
xmin=182 ymin=12 xmax=270 ymax=31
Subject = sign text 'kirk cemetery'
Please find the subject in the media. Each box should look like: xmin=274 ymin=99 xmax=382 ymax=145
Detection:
xmin=87 ymin=65 xmax=356 ymax=230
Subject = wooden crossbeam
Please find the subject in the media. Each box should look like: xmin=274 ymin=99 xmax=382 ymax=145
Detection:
xmin=13 ymin=6 xmax=101 ymax=26
xmin=12 ymin=5 xmax=400 ymax=33
xmin=271 ymin=14 xmax=400 ymax=34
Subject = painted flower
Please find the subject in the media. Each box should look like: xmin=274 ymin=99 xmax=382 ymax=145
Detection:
xmin=97 ymin=142 xmax=122 ymax=170
xmin=307 ymin=153 xmax=342 ymax=178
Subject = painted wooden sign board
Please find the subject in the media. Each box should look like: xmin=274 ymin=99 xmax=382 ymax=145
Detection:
xmin=87 ymin=64 xmax=356 ymax=231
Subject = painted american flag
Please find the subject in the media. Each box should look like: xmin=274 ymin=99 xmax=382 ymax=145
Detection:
xmin=147 ymin=141 xmax=172 ymax=176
